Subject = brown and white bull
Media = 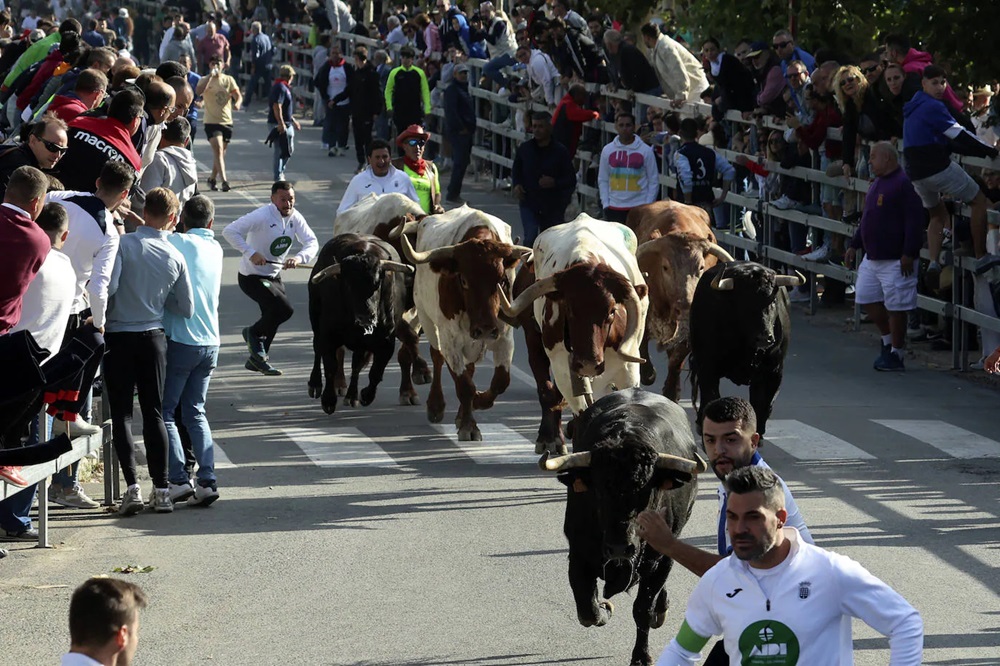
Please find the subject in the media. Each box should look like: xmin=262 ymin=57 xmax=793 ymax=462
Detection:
xmin=334 ymin=192 xmax=430 ymax=405
xmin=502 ymin=215 xmax=649 ymax=454
xmin=626 ymin=201 xmax=734 ymax=401
xmin=396 ymin=205 xmax=532 ymax=441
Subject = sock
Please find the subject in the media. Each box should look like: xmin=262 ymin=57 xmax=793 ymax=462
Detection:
xmin=881 ymin=334 xmax=892 ymax=346
xmin=891 ymin=347 xmax=904 ymax=358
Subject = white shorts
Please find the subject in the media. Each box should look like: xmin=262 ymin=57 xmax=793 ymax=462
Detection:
xmin=911 ymin=161 xmax=982 ymax=208
xmin=855 ymin=257 xmax=918 ymax=311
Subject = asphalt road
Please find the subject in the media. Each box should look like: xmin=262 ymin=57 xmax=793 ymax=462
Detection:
xmin=2 ymin=110 xmax=999 ymax=666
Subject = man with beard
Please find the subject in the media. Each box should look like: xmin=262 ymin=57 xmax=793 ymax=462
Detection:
xmin=638 ymin=396 xmax=811 ymax=665
xmin=654 ymin=466 xmax=923 ymax=665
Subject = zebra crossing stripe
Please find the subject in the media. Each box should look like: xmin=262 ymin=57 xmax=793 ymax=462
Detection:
xmin=763 ymin=420 xmax=876 ymax=460
xmin=283 ymin=426 xmax=399 ymax=468
xmin=872 ymin=420 xmax=1000 ymax=459
xmin=432 ymin=424 xmax=539 ymax=464
xmin=213 ymin=442 xmax=236 ymax=469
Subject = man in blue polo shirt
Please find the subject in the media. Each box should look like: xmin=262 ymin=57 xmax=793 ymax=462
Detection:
xmin=637 ymin=396 xmax=812 ymax=666
xmin=163 ymin=195 xmax=224 ymax=508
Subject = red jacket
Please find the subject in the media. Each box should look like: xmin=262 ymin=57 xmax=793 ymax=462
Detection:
xmin=17 ymin=50 xmax=64 ymax=111
xmin=0 ymin=203 xmax=49 ymax=333
xmin=47 ymin=94 xmax=89 ymax=123
xmin=552 ymin=93 xmax=599 ymax=156
xmin=56 ymin=115 xmax=142 ymax=191
xmin=796 ymin=105 xmax=843 ymax=159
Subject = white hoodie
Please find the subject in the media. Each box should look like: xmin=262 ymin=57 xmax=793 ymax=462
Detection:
xmin=140 ymin=145 xmax=199 ymax=207
xmin=598 ymin=135 xmax=659 ymax=211
xmin=656 ymin=528 xmax=924 ymax=666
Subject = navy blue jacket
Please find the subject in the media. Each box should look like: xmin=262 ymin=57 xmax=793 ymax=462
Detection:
xmin=903 ymin=91 xmax=998 ymax=181
xmin=443 ymin=80 xmax=476 ymax=135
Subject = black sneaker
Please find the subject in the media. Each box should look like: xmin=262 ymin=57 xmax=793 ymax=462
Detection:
xmin=208 ymin=178 xmax=218 ymax=191
xmin=242 ymin=327 xmax=267 ymax=361
xmin=874 ymin=350 xmax=905 ymax=372
xmin=245 ymin=356 xmax=283 ymax=376
xmin=221 ymin=181 xmax=231 ymax=192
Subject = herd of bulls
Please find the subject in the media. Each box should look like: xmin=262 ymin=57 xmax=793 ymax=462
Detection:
xmin=309 ymin=193 xmax=806 ymax=665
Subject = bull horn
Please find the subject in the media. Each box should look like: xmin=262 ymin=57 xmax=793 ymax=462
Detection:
xmin=400 ymin=234 xmax=457 ymax=265
xmin=619 ymin=282 xmax=645 ymax=364
xmin=380 ymin=260 xmax=414 ymax=274
xmin=705 ymin=243 xmax=735 ymax=263
xmin=543 ymin=450 xmax=592 ymax=472
xmin=310 ymin=264 xmax=341 ymax=283
xmin=774 ymin=270 xmax=807 ymax=288
xmin=511 ymin=245 xmax=534 ymax=259
xmin=710 ymin=271 xmax=734 ymax=291
xmin=389 ymin=219 xmax=419 ymax=240
xmin=655 ymin=452 xmax=706 ymax=474
xmin=500 ymin=275 xmax=558 ymax=319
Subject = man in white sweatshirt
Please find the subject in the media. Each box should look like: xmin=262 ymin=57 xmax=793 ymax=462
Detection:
xmin=223 ymin=180 xmax=319 ymax=376
xmin=598 ymin=110 xmax=659 ymax=222
xmin=337 ymin=138 xmax=419 ymax=213
xmin=655 ymin=466 xmax=923 ymax=666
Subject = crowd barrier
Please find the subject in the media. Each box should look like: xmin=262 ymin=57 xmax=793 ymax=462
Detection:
xmin=140 ymin=14 xmax=1000 ymax=371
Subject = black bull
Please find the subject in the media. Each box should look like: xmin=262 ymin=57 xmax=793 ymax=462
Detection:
xmin=307 ymin=234 xmax=413 ymax=413
xmin=689 ymin=261 xmax=803 ymax=437
xmin=544 ymin=388 xmax=706 ymax=666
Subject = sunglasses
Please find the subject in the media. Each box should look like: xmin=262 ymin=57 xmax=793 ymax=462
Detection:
xmin=840 ymin=76 xmax=859 ymax=86
xmin=406 ymin=139 xmax=426 ymax=147
xmin=861 ymin=65 xmax=880 ymax=75
xmin=772 ymin=40 xmax=791 ymax=49
xmin=38 ymin=137 xmax=68 ymax=154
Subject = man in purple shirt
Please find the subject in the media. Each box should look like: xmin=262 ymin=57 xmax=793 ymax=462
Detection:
xmin=846 ymin=141 xmax=924 ymax=372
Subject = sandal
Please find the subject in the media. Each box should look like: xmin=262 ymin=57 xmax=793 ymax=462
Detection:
xmin=208 ymin=178 xmax=218 ymax=191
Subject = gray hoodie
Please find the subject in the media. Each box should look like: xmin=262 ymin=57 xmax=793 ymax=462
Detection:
xmin=138 ymin=145 xmax=199 ymax=208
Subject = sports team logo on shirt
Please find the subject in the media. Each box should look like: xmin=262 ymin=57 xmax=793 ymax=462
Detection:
xmin=738 ymin=620 xmax=800 ymax=664
xmin=798 ymin=581 xmax=811 ymax=599
xmin=270 ymin=236 xmax=292 ymax=256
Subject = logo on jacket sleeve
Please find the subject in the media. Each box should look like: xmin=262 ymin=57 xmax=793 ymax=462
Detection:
xmin=738 ymin=620 xmax=800 ymax=664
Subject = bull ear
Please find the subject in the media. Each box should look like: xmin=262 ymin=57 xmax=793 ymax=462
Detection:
xmin=649 ymin=229 xmax=662 ymax=240
xmin=634 ymin=284 xmax=648 ymax=300
xmin=556 ymin=471 xmax=590 ymax=492
xmin=503 ymin=254 xmax=523 ymax=270
xmin=428 ymin=256 xmax=459 ymax=275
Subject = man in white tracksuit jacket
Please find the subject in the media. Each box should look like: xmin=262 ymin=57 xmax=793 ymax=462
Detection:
xmin=222 ymin=180 xmax=319 ymax=375
xmin=656 ymin=466 xmax=923 ymax=666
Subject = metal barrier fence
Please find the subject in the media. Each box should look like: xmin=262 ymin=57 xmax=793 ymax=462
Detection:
xmin=143 ymin=14 xmax=1000 ymax=371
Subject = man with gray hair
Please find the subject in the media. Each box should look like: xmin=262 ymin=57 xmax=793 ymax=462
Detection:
xmin=163 ymin=194 xmax=224 ymax=507
xmin=244 ymin=20 xmax=274 ymax=107
xmin=845 ymin=141 xmax=924 ymax=372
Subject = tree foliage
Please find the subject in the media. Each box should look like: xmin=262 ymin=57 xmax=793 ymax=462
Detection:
xmin=601 ymin=0 xmax=1000 ymax=87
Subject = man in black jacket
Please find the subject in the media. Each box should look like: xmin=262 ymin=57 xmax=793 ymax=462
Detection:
xmin=512 ymin=112 xmax=575 ymax=245
xmin=0 ymin=114 xmax=68 ymax=197
xmin=550 ymin=18 xmax=605 ymax=84
xmin=346 ymin=45 xmax=382 ymax=172
xmin=442 ymin=64 xmax=476 ymax=205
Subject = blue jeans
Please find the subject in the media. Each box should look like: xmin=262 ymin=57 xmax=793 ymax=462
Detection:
xmin=483 ymin=54 xmax=516 ymax=87
xmin=164 ymin=341 xmax=219 ymax=487
xmin=0 ymin=486 xmax=35 ymax=533
xmin=269 ymin=123 xmax=295 ymax=181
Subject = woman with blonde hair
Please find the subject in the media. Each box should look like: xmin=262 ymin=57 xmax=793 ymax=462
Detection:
xmin=831 ymin=64 xmax=870 ymax=222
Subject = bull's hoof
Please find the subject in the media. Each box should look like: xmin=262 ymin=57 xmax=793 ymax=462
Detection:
xmin=411 ymin=365 xmax=432 ymax=386
xmin=321 ymin=395 xmax=338 ymax=414
xmin=347 ymin=399 xmax=360 ymax=408
xmin=308 ymin=384 xmax=322 ymax=399
xmin=399 ymin=391 xmax=421 ymax=406
xmin=629 ymin=655 xmax=652 ymax=666
xmin=457 ymin=424 xmax=482 ymax=441
xmin=473 ymin=391 xmax=496 ymax=411
xmin=427 ymin=405 xmax=445 ymax=424
xmin=535 ymin=441 xmax=546 ymax=454
xmin=360 ymin=386 xmax=377 ymax=406
xmin=651 ymin=610 xmax=667 ymax=629
xmin=335 ymin=385 xmax=347 ymax=397
xmin=640 ymin=363 xmax=657 ymax=386
xmin=551 ymin=441 xmax=568 ymax=456
xmin=578 ymin=600 xmax=614 ymax=628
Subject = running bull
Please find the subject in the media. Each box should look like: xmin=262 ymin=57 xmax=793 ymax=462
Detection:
xmin=543 ymin=388 xmax=705 ymax=666
xmin=395 ymin=205 xmax=532 ymax=441
xmin=307 ymin=233 xmax=413 ymax=413
xmin=689 ymin=261 xmax=805 ymax=436
xmin=502 ymin=215 xmax=648 ymax=454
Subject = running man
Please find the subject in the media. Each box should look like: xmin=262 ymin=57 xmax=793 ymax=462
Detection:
xmin=222 ymin=180 xmax=318 ymax=376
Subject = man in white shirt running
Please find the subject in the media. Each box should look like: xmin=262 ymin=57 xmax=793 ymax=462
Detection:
xmin=223 ymin=180 xmax=319 ymax=376
xmin=655 ymin=465 xmax=923 ymax=665
xmin=62 ymin=577 xmax=147 ymax=666
xmin=638 ymin=396 xmax=811 ymax=665
xmin=337 ymin=138 xmax=419 ymax=213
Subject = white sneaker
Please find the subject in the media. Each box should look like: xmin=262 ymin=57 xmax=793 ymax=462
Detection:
xmin=47 ymin=485 xmax=65 ymax=504
xmin=150 ymin=488 xmax=173 ymax=513
xmin=54 ymin=484 xmax=100 ymax=509
xmin=168 ymin=481 xmax=195 ymax=503
xmin=803 ymin=243 xmax=831 ymax=262
xmin=770 ymin=195 xmax=798 ymax=210
xmin=118 ymin=486 xmax=144 ymax=517
xmin=321 ymin=142 xmax=329 ymax=150
xmin=65 ymin=418 xmax=102 ymax=438
xmin=187 ymin=484 xmax=220 ymax=507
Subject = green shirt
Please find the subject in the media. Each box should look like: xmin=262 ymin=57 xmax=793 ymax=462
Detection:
xmin=3 ymin=33 xmax=60 ymax=88
xmin=401 ymin=162 xmax=439 ymax=213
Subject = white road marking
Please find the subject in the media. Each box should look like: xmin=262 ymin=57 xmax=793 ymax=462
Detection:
xmin=213 ymin=442 xmax=236 ymax=469
xmin=432 ymin=424 xmax=538 ymax=464
xmin=872 ymin=420 xmax=1000 ymax=459
xmin=509 ymin=364 xmax=537 ymax=389
xmin=763 ymin=420 xmax=876 ymax=460
xmin=283 ymin=426 xmax=399 ymax=467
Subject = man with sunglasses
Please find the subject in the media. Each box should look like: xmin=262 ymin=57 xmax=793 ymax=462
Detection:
xmin=0 ymin=113 xmax=68 ymax=199
xmin=337 ymin=138 xmax=419 ymax=213
xmin=771 ymin=29 xmax=814 ymax=77
xmin=391 ymin=125 xmax=443 ymax=214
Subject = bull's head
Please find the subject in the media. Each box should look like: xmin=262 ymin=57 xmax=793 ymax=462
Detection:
xmin=311 ymin=255 xmax=413 ymax=335
xmin=500 ymin=263 xmax=648 ymax=377
xmin=401 ymin=233 xmax=531 ymax=340
xmin=637 ymin=233 xmax=733 ymax=342
xmin=543 ymin=431 xmax=706 ymax=595
xmin=709 ymin=264 xmax=805 ymax=349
